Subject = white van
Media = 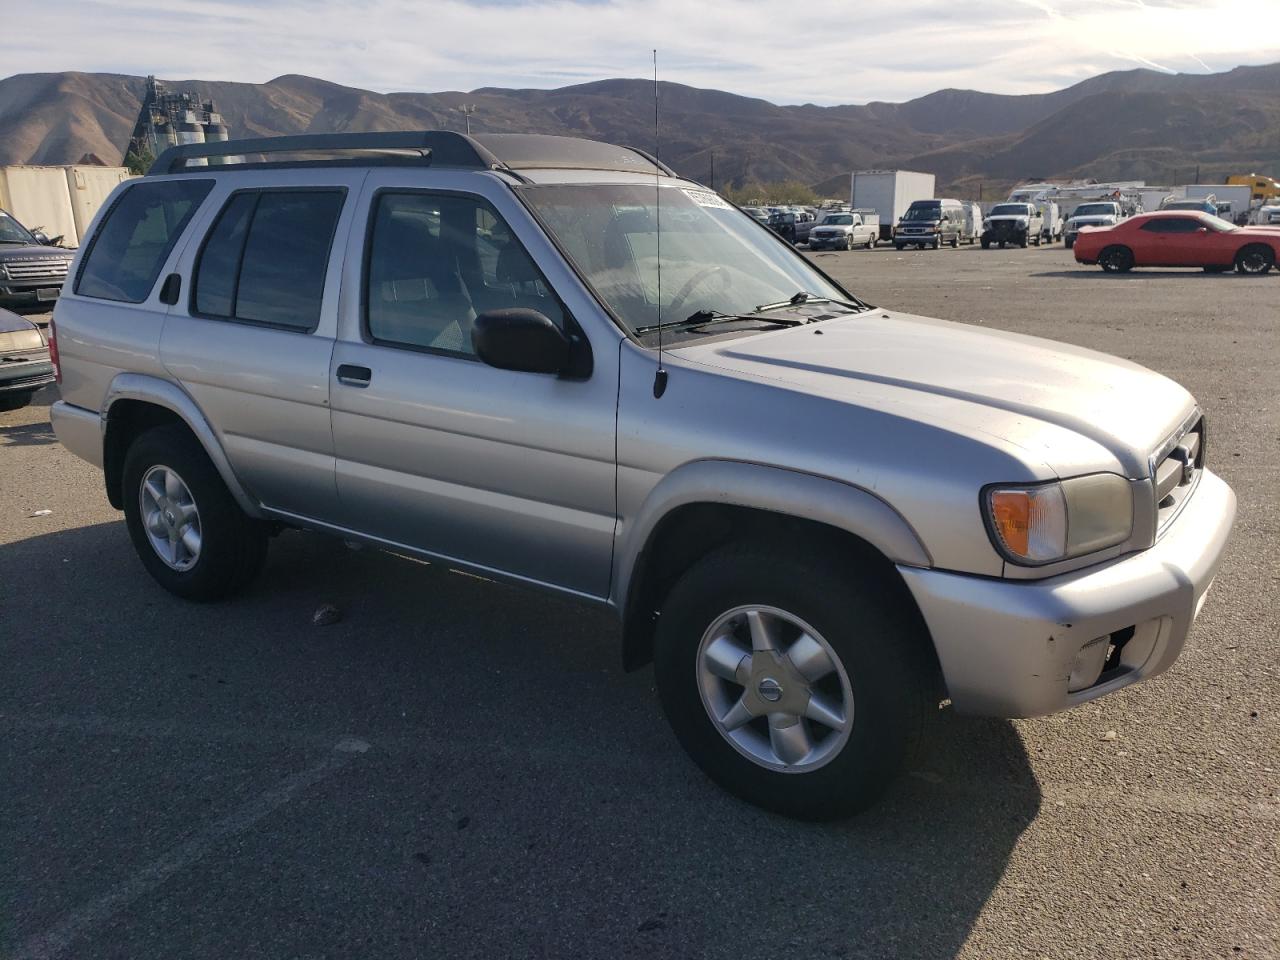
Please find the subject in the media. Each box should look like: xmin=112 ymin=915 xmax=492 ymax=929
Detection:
xmin=961 ymin=202 xmax=983 ymax=245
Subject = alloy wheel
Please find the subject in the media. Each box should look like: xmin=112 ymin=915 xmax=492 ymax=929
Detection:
xmin=696 ymin=605 xmax=854 ymax=773
xmin=139 ymin=464 xmax=202 ymax=571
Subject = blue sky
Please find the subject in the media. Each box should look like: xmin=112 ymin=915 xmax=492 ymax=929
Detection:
xmin=4 ymin=0 xmax=1279 ymax=104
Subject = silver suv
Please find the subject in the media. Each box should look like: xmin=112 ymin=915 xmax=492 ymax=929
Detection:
xmin=50 ymin=132 xmax=1236 ymax=820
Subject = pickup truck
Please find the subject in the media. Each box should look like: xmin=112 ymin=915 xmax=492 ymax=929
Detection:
xmin=807 ymin=211 xmax=879 ymax=250
xmin=982 ymin=203 xmax=1045 ymax=248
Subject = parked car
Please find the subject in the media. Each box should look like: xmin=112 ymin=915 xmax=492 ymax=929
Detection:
xmin=1064 ymin=202 xmax=1123 ymax=249
xmin=741 ymin=206 xmax=771 ymax=226
xmin=807 ymin=211 xmax=879 ymax=250
xmin=767 ymin=210 xmax=797 ymax=243
xmin=50 ymin=131 xmax=1236 ymax=820
xmin=1254 ymin=203 xmax=1280 ymax=226
xmin=961 ymin=201 xmax=984 ymax=245
xmin=894 ymin=198 xmax=964 ymax=249
xmin=0 ymin=208 xmax=76 ymax=311
xmin=1160 ymin=199 xmax=1219 ymax=217
xmin=0 ymin=307 xmax=55 ymax=410
xmin=982 ymin=203 xmax=1045 ymax=248
xmin=1073 ymin=210 xmax=1280 ymax=274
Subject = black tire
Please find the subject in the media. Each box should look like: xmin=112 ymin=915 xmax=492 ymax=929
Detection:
xmin=1234 ymin=244 xmax=1275 ymax=275
xmin=1018 ymin=233 xmax=1028 ymax=248
xmin=950 ymin=234 xmax=959 ymax=248
xmin=1064 ymin=236 xmax=1074 ymax=250
xmin=894 ymin=244 xmax=904 ymax=251
xmin=981 ymin=238 xmax=990 ymax=249
xmin=122 ymin=424 xmax=268 ymax=601
xmin=999 ymin=241 xmax=1006 ymax=249
xmin=844 ymin=235 xmax=854 ymax=251
xmin=654 ymin=541 xmax=934 ymax=820
xmin=0 ymin=391 xmax=34 ymax=412
xmin=867 ymin=235 xmax=876 ymax=249
xmin=932 ymin=238 xmax=941 ymax=250
xmin=1099 ymin=245 xmax=1135 ymax=273
xmin=1033 ymin=233 xmax=1042 ymax=246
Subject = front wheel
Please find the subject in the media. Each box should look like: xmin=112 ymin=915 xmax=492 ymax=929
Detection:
xmin=950 ymin=234 xmax=959 ymax=248
xmin=654 ymin=542 xmax=933 ymax=820
xmin=1064 ymin=236 xmax=1075 ymax=250
xmin=894 ymin=244 xmax=904 ymax=251
xmin=1099 ymin=245 xmax=1135 ymax=273
xmin=1235 ymin=245 xmax=1275 ymax=275
xmin=122 ymin=425 xmax=269 ymax=601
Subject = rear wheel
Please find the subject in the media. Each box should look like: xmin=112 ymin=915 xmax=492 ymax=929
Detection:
xmin=1234 ymin=245 xmax=1275 ymax=275
xmin=1065 ymin=236 xmax=1075 ymax=250
xmin=0 ymin=391 xmax=35 ymax=412
xmin=654 ymin=542 xmax=933 ymax=820
xmin=981 ymin=238 xmax=990 ymax=249
xmin=122 ymin=425 xmax=268 ymax=601
xmin=1099 ymin=245 xmax=1135 ymax=273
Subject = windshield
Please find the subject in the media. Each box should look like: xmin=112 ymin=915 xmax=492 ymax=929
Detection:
xmin=822 ymin=215 xmax=853 ymax=225
xmin=1073 ymin=204 xmax=1116 ymax=217
xmin=521 ymin=183 xmax=849 ymax=338
xmin=901 ymin=205 xmax=941 ymax=222
xmin=989 ymin=204 xmax=1030 ymax=216
xmin=0 ymin=211 xmax=36 ymax=244
xmin=1201 ymin=214 xmax=1237 ymax=232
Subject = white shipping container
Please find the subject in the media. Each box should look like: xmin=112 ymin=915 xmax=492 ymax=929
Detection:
xmin=850 ymin=170 xmax=936 ymax=240
xmin=65 ymin=166 xmax=133 ymax=243
xmin=0 ymin=165 xmax=80 ymax=246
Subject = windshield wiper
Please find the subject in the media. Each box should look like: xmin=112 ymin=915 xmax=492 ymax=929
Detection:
xmin=754 ymin=291 xmax=867 ymax=314
xmin=635 ymin=309 xmax=805 ymax=335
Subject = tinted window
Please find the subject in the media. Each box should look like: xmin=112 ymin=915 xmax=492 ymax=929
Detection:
xmin=365 ymin=192 xmax=565 ymax=355
xmin=77 ymin=179 xmax=212 ymax=302
xmin=1141 ymin=218 xmax=1199 ymax=233
xmin=193 ymin=193 xmax=255 ymax=317
xmin=192 ymin=190 xmax=343 ymax=330
xmin=237 ymin=193 xmax=343 ymax=329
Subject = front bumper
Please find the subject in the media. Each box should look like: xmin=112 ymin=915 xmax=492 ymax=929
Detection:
xmin=0 ymin=283 xmax=65 ymax=309
xmin=898 ymin=469 xmax=1236 ymax=717
xmin=0 ymin=356 xmax=55 ymax=395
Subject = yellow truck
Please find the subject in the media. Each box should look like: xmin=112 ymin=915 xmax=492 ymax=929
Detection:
xmin=1227 ymin=173 xmax=1280 ymax=204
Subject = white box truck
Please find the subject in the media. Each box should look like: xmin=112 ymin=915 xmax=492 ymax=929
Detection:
xmin=1185 ymin=184 xmax=1253 ymax=224
xmin=850 ymin=170 xmax=936 ymax=241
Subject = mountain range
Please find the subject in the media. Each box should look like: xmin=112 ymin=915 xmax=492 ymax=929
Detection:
xmin=1 ymin=64 xmax=1277 ymax=198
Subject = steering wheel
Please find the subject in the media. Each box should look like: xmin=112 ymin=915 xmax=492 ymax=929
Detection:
xmin=667 ymin=265 xmax=732 ymax=318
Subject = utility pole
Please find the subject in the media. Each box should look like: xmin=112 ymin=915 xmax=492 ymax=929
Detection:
xmin=456 ymin=104 xmax=478 ymax=135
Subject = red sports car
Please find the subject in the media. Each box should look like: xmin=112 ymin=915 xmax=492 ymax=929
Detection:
xmin=1073 ymin=211 xmax=1280 ymax=275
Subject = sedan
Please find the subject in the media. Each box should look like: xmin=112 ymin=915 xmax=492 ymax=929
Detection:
xmin=0 ymin=308 xmax=54 ymax=411
xmin=1074 ymin=211 xmax=1280 ymax=275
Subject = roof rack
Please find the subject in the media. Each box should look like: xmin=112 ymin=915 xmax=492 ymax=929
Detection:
xmin=149 ymin=130 xmax=677 ymax=178
xmin=148 ymin=131 xmax=503 ymax=175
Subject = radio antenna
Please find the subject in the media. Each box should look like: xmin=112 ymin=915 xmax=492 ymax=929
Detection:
xmin=652 ymin=48 xmax=668 ymax=399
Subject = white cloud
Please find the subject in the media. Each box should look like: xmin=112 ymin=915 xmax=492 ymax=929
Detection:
xmin=2 ymin=0 xmax=1278 ymax=103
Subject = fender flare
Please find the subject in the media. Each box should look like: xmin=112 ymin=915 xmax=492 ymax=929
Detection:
xmin=611 ymin=459 xmax=932 ymax=613
xmin=102 ymin=372 xmax=262 ymax=518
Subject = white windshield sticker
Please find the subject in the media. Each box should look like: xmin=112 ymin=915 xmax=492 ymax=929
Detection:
xmin=681 ymin=188 xmax=732 ymax=210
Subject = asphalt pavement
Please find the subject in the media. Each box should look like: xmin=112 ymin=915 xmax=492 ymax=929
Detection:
xmin=1 ymin=243 xmax=1276 ymax=959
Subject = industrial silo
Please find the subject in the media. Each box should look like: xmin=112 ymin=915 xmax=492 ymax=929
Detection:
xmin=203 ymin=113 xmax=230 ymax=165
xmin=178 ymin=112 xmax=207 ymax=165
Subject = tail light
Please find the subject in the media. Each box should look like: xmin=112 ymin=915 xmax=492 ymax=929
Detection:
xmin=48 ymin=317 xmax=61 ymax=384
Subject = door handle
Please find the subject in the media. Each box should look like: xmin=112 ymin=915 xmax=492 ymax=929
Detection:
xmin=336 ymin=364 xmax=372 ymax=387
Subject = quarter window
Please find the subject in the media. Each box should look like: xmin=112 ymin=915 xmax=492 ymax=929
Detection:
xmin=77 ymin=179 xmax=213 ymax=303
xmin=193 ymin=190 xmax=344 ymax=331
xmin=365 ymin=192 xmax=565 ymax=356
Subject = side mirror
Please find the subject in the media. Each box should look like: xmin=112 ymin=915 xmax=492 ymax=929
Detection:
xmin=31 ymin=230 xmax=50 ymax=245
xmin=1197 ymin=227 xmax=1209 ymax=234
xmin=472 ymin=308 xmax=571 ymax=375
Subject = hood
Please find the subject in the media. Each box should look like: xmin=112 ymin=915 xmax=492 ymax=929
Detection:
xmin=811 ymin=224 xmax=853 ymax=233
xmin=1069 ymin=216 xmax=1117 ymax=225
xmin=671 ymin=310 xmax=1194 ymax=477
xmin=0 ymin=306 xmax=38 ymax=335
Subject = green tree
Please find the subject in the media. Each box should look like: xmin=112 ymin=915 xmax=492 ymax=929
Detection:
xmin=123 ymin=144 xmax=154 ymax=176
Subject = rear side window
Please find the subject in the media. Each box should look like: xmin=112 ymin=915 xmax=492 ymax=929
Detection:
xmin=77 ymin=179 xmax=213 ymax=303
xmin=193 ymin=190 xmax=344 ymax=331
xmin=1141 ymin=218 xmax=1198 ymax=234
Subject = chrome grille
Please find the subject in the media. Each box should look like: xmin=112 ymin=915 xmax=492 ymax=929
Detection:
xmin=1153 ymin=415 xmax=1204 ymax=529
xmin=3 ymin=258 xmax=70 ymax=281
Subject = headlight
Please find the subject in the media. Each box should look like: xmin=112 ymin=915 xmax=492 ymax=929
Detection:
xmin=983 ymin=474 xmax=1133 ymax=565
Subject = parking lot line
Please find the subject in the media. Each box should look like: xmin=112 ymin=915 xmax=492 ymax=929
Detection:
xmin=11 ymin=737 xmax=370 ymax=960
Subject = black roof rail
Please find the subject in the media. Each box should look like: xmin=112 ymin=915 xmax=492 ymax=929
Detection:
xmin=148 ymin=131 xmax=503 ymax=175
xmin=148 ymin=130 xmax=678 ymax=178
